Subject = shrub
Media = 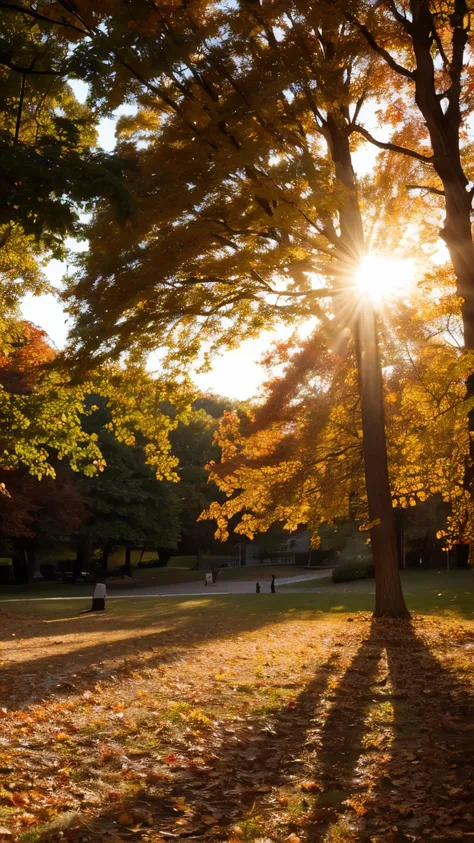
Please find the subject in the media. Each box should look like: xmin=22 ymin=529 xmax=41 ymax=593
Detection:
xmin=332 ymin=559 xmax=375 ymax=583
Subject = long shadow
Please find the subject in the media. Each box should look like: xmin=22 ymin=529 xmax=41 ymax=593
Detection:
xmin=361 ymin=621 xmax=474 ymax=839
xmin=302 ymin=620 xmax=474 ymax=841
xmin=1 ymin=597 xmax=319 ymax=708
xmin=102 ymin=618 xmax=469 ymax=843
xmin=3 ymin=614 xmax=473 ymax=841
xmin=56 ymin=629 xmax=349 ymax=843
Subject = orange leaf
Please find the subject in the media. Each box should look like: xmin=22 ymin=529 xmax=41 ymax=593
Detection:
xmin=11 ymin=792 xmax=29 ymax=807
xmin=19 ymin=814 xmax=37 ymax=826
xmin=300 ymin=781 xmax=322 ymax=793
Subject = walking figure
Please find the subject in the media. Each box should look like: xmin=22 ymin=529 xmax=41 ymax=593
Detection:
xmin=270 ymin=574 xmax=276 ymax=593
xmin=256 ymin=582 xmax=260 ymax=593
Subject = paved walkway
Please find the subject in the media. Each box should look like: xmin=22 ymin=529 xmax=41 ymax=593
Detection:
xmin=0 ymin=571 xmax=330 ymax=602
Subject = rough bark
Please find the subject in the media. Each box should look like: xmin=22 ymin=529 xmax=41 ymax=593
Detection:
xmin=123 ymin=545 xmax=132 ymax=576
xmin=326 ymin=113 xmax=409 ymax=617
xmin=408 ymin=0 xmax=474 ymax=519
xmin=355 ymin=307 xmax=410 ymax=616
xmin=101 ymin=546 xmax=110 ymax=572
xmin=408 ymin=0 xmax=474 ymax=339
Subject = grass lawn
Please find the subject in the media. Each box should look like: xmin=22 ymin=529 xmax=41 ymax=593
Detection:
xmin=132 ymin=564 xmax=311 ymax=587
xmin=0 ymin=564 xmax=315 ymax=598
xmin=281 ymin=569 xmax=474 ymax=617
xmin=0 ymin=576 xmax=472 ymax=842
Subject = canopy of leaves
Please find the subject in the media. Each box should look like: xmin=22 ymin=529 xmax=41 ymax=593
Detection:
xmin=55 ymin=0 xmax=385 ymax=365
xmin=170 ymin=396 xmax=235 ymax=553
xmin=202 ymin=273 xmax=473 ymax=549
xmin=0 ymin=321 xmax=189 ymax=488
xmin=0 ymin=4 xmax=132 ymax=311
xmin=78 ymin=425 xmax=180 ymax=551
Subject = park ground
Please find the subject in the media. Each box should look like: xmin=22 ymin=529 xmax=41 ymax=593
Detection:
xmin=0 ymin=571 xmax=473 ymax=843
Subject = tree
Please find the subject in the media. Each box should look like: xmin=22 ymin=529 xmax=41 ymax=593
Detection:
xmin=0 ymin=321 xmax=105 ymax=481
xmin=347 ymin=0 xmax=474 ymax=344
xmin=0 ymin=319 xmax=189 ymax=578
xmin=33 ymin=0 xmax=413 ymax=615
xmin=0 ymin=322 xmax=185 ymax=578
xmin=0 ymin=464 xmax=88 ymax=580
xmin=345 ymin=0 xmax=474 ymax=539
xmin=0 ymin=5 xmax=132 ymax=309
xmin=170 ymin=396 xmax=234 ymax=561
xmin=202 ymin=278 xmax=470 ymax=571
xmin=77 ymin=421 xmax=180 ymax=573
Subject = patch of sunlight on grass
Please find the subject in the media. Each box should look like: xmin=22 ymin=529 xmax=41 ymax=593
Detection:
xmin=2 ymin=625 xmax=167 ymax=663
xmin=167 ymin=701 xmax=192 ymax=722
xmin=323 ymin=816 xmax=358 ymax=842
xmin=233 ymin=811 xmax=263 ymax=840
xmin=329 ymin=605 xmax=346 ymax=612
xmin=175 ymin=599 xmax=209 ymax=609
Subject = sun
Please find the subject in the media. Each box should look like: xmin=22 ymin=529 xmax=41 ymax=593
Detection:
xmin=354 ymin=254 xmax=416 ymax=305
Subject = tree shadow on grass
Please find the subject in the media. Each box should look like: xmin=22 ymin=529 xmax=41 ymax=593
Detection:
xmin=56 ymin=632 xmax=348 ymax=843
xmin=1 ymin=597 xmax=321 ymax=708
xmin=301 ymin=619 xmax=474 ymax=841
xmin=4 ymin=614 xmax=473 ymax=842
xmin=85 ymin=618 xmax=469 ymax=843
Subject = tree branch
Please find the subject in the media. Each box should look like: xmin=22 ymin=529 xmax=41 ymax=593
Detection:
xmin=14 ymin=71 xmax=26 ymax=144
xmin=0 ymin=56 xmax=60 ymax=76
xmin=0 ymin=1 xmax=89 ymax=35
xmin=345 ymin=11 xmax=415 ymax=80
xmin=406 ymin=183 xmax=445 ymax=196
xmin=354 ymin=124 xmax=434 ymax=163
xmin=113 ymin=55 xmax=218 ymax=151
xmin=387 ymin=0 xmax=414 ymax=31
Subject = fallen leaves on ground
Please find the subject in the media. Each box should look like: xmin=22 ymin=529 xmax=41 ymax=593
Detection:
xmin=0 ymin=607 xmax=473 ymax=842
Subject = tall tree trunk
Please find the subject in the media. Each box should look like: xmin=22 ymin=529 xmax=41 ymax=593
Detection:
xmin=408 ymin=0 xmax=474 ymax=516
xmin=326 ymin=113 xmax=408 ymax=617
xmin=196 ymin=540 xmax=203 ymax=570
xmin=123 ymin=546 xmax=132 ymax=576
xmin=355 ymin=305 xmax=409 ymax=617
xmin=441 ymin=196 xmax=474 ymax=507
xmin=101 ymin=546 xmax=110 ymax=572
xmin=74 ymin=536 xmax=92 ymax=578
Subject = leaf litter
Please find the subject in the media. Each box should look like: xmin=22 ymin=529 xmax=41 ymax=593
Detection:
xmin=0 ymin=607 xmax=472 ymax=842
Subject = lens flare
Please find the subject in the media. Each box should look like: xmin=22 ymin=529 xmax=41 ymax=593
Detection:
xmin=354 ymin=255 xmax=416 ymax=305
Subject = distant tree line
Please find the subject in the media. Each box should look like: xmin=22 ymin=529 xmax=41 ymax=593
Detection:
xmin=0 ymin=323 xmax=235 ymax=581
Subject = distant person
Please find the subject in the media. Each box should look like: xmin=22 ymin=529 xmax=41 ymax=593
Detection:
xmin=270 ymin=574 xmax=276 ymax=593
xmin=82 ymin=581 xmax=106 ymax=613
xmin=256 ymin=582 xmax=260 ymax=593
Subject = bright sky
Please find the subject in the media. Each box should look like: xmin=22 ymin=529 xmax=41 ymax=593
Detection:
xmin=20 ymin=82 xmax=385 ymax=401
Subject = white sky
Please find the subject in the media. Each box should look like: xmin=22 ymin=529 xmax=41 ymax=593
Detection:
xmin=19 ymin=83 xmax=391 ymax=401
